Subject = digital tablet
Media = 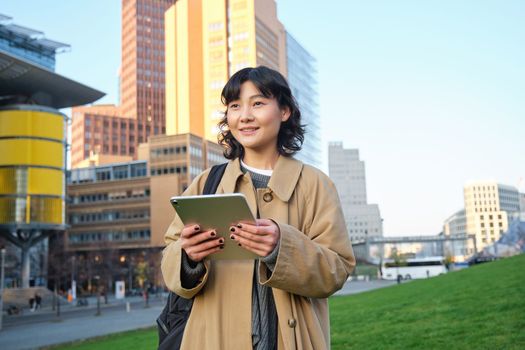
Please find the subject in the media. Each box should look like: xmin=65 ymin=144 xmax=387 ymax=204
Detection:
xmin=170 ymin=193 xmax=259 ymax=260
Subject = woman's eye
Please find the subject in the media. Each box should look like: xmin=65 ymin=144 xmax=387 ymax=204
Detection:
xmin=229 ymin=104 xmax=240 ymax=109
xmin=253 ymin=101 xmax=264 ymax=106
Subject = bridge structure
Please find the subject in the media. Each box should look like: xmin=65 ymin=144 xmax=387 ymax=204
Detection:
xmin=352 ymin=234 xmax=477 ymax=264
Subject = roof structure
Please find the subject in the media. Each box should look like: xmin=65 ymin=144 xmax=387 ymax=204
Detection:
xmin=0 ymin=50 xmax=105 ymax=109
xmin=0 ymin=14 xmax=70 ymax=56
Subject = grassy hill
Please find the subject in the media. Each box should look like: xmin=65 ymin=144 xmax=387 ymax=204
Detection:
xmin=52 ymin=254 xmax=525 ymax=349
xmin=330 ymin=253 xmax=525 ymax=349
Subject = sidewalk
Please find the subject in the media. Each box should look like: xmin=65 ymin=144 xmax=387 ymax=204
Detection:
xmin=0 ymin=303 xmax=162 ymax=350
xmin=334 ymin=279 xmax=398 ymax=296
xmin=5 ymin=294 xmax=147 ymax=316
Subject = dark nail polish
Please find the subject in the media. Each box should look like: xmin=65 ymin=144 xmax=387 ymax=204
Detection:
xmin=210 ymin=231 xmax=216 ymax=237
xmin=230 ymin=227 xmax=235 ymax=232
xmin=219 ymin=245 xmax=224 ymax=250
xmin=194 ymin=225 xmax=200 ymax=231
xmin=219 ymin=238 xmax=224 ymax=244
xmin=230 ymin=235 xmax=235 ymax=240
xmin=237 ymin=223 xmax=242 ymax=229
xmin=238 ymin=243 xmax=241 ymax=247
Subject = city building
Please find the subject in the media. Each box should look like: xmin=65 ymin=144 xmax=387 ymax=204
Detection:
xmin=0 ymin=13 xmax=69 ymax=70
xmin=443 ymin=209 xmax=466 ymax=236
xmin=70 ymin=104 xmax=152 ymax=168
xmin=164 ymin=0 xmax=321 ymax=166
xmin=286 ymin=32 xmax=321 ymax=168
xmin=64 ymin=133 xmax=224 ymax=292
xmin=0 ymin=14 xmax=104 ymax=288
xmin=71 ymin=0 xmax=174 ymax=168
xmin=328 ymin=142 xmax=383 ymax=242
xmin=464 ymin=181 xmax=521 ymax=251
xmin=441 ymin=209 xmax=473 ymax=260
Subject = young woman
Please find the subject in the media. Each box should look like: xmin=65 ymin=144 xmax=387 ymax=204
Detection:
xmin=161 ymin=66 xmax=355 ymax=350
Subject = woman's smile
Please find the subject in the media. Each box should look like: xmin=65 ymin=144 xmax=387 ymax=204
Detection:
xmin=239 ymin=126 xmax=259 ymax=136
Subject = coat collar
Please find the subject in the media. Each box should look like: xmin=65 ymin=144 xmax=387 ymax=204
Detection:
xmin=221 ymin=156 xmax=304 ymax=202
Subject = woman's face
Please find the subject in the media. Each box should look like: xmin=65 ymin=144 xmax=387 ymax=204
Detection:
xmin=226 ymin=80 xmax=290 ymax=155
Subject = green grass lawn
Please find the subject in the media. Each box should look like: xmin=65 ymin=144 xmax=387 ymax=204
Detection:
xmin=51 ymin=254 xmax=525 ymax=349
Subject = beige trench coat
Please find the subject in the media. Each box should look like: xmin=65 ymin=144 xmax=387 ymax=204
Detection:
xmin=161 ymin=156 xmax=355 ymax=350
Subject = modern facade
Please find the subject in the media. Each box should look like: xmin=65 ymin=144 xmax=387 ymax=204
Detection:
xmin=285 ymin=32 xmax=321 ymax=168
xmin=0 ymin=13 xmax=69 ymax=70
xmin=464 ymin=181 xmax=521 ymax=251
xmin=328 ymin=142 xmax=383 ymax=242
xmin=64 ymin=133 xmax=224 ymax=292
xmin=443 ymin=209 xmax=466 ymax=236
xmin=71 ymin=0 xmax=174 ymax=168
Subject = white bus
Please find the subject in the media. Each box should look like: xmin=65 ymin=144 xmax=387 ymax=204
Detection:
xmin=380 ymin=256 xmax=447 ymax=281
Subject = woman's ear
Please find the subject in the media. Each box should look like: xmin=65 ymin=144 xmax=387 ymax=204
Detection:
xmin=281 ymin=106 xmax=291 ymax=122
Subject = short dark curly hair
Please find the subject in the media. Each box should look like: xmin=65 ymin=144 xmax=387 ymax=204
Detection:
xmin=218 ymin=66 xmax=305 ymax=160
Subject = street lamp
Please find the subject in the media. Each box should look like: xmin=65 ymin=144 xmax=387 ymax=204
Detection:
xmin=119 ymin=255 xmax=132 ymax=294
xmin=0 ymin=247 xmax=5 ymax=331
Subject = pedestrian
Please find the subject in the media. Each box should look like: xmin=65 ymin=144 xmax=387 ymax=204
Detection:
xmin=35 ymin=293 xmax=42 ymax=310
xmin=29 ymin=297 xmax=35 ymax=312
xmin=102 ymin=288 xmax=108 ymax=304
xmin=161 ymin=66 xmax=356 ymax=349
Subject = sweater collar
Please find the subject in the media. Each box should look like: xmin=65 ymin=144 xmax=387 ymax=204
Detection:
xmin=222 ymin=156 xmax=303 ymax=202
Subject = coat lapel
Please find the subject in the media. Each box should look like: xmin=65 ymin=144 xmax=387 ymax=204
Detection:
xmin=267 ymin=156 xmax=303 ymax=202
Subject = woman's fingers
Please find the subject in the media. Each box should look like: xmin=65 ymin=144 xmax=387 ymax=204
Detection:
xmin=229 ymin=222 xmax=279 ymax=257
xmin=229 ymin=227 xmax=268 ymax=243
xmin=192 ymin=237 xmax=225 ymax=254
xmin=184 ymin=236 xmax=224 ymax=261
xmin=182 ymin=229 xmax=217 ymax=248
xmin=232 ymin=235 xmax=272 ymax=256
xmin=180 ymin=224 xmax=202 ymax=238
xmin=186 ymin=244 xmax=223 ymax=262
xmin=230 ymin=231 xmax=278 ymax=256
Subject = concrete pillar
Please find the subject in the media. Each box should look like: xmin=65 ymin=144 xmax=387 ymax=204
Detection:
xmin=21 ymin=245 xmax=30 ymax=288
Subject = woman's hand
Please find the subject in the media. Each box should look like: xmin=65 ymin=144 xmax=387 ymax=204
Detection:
xmin=229 ymin=219 xmax=280 ymax=257
xmin=180 ymin=225 xmax=224 ymax=262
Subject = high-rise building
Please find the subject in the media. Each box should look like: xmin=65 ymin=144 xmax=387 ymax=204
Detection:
xmin=464 ymin=181 xmax=521 ymax=250
xmin=328 ymin=142 xmax=383 ymax=242
xmin=71 ymin=0 xmax=174 ymax=168
xmin=286 ymin=32 xmax=321 ymax=168
xmin=164 ymin=0 xmax=321 ymax=166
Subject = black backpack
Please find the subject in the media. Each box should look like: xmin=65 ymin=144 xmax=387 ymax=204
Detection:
xmin=157 ymin=163 xmax=228 ymax=350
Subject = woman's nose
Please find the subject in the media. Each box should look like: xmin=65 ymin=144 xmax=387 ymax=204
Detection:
xmin=239 ymin=107 xmax=254 ymax=122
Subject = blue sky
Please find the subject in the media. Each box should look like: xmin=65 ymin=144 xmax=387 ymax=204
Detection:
xmin=3 ymin=1 xmax=524 ymax=235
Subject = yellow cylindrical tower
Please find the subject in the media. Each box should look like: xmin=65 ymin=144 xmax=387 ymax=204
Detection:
xmin=0 ymin=105 xmax=66 ymax=227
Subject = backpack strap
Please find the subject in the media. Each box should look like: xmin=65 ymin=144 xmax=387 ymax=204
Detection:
xmin=202 ymin=163 xmax=228 ymax=195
